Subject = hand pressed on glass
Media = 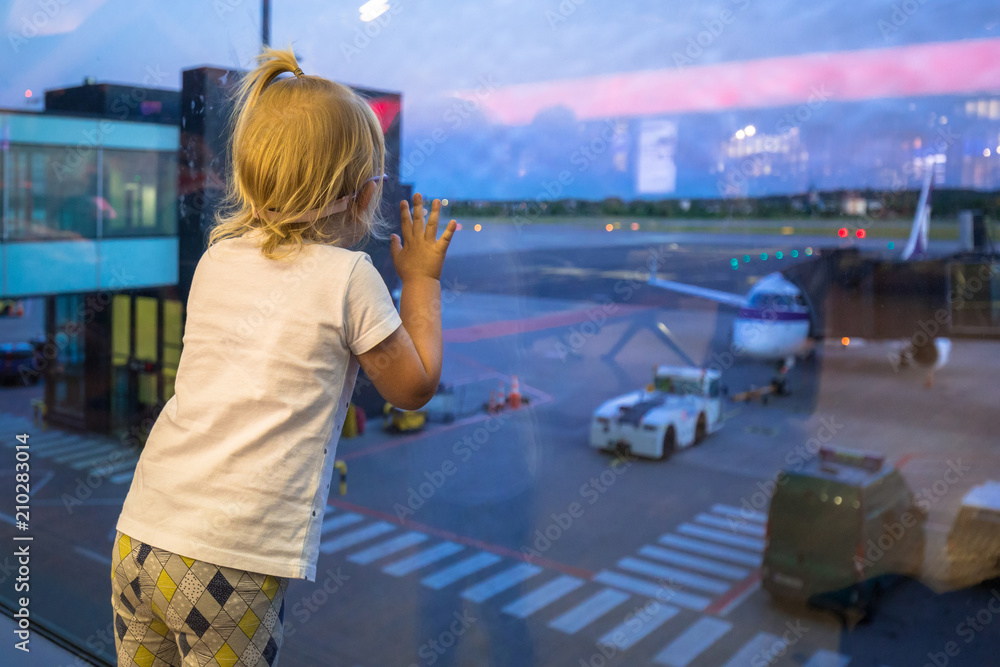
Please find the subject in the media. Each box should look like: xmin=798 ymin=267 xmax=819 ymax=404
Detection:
xmin=357 ymin=193 xmax=458 ymax=411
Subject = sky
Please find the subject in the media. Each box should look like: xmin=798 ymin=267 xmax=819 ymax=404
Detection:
xmin=4 ymin=0 xmax=1000 ymax=198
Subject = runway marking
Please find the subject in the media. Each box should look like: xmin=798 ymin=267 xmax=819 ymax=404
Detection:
xmin=318 ymin=522 xmax=395 ymax=554
xmin=653 ymin=616 xmax=732 ymax=667
xmin=705 ymin=572 xmax=762 ymax=616
xmin=460 ymin=562 xmax=543 ymax=602
xmin=658 ymin=534 xmax=761 ymax=567
xmin=348 ymin=532 xmax=428 ymax=565
xmin=638 ymin=545 xmax=749 ymax=580
xmin=421 ymin=552 xmax=502 ymax=590
xmin=616 ymin=557 xmax=730 ymax=595
xmin=548 ymin=588 xmax=630 ymax=635
xmin=326 ymin=498 xmax=595 ymax=579
xmin=382 ymin=542 xmax=464 ymax=576
xmin=709 ymin=503 xmax=766 ymax=525
xmin=598 ymin=602 xmax=679 ymax=652
xmin=721 ymin=632 xmax=786 ymax=667
xmin=593 ymin=571 xmax=710 ymax=612
xmin=803 ymin=648 xmax=851 ymax=667
xmin=502 ymin=575 xmax=584 ymax=618
xmin=694 ymin=512 xmax=766 ymax=538
xmin=321 ymin=512 xmax=363 ymax=534
xmin=676 ymin=523 xmax=765 ymax=552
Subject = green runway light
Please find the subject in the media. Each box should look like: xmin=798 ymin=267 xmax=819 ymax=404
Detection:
xmin=760 ymin=253 xmax=767 ymax=260
xmin=888 ymin=241 xmax=895 ymax=249
xmin=805 ymin=247 xmax=813 ymax=256
xmin=776 ymin=251 xmax=783 ymax=259
xmin=730 ymin=258 xmax=739 ymax=268
xmin=743 ymin=255 xmax=750 ymax=263
xmin=791 ymin=250 xmax=799 ymax=257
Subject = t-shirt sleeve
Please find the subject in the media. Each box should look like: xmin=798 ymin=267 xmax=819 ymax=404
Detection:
xmin=343 ymin=253 xmax=403 ymax=356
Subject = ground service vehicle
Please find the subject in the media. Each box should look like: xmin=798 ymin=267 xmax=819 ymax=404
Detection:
xmin=762 ymin=445 xmax=927 ymax=623
xmin=945 ymin=480 xmax=1000 ymax=588
xmin=589 ymin=366 xmax=724 ymax=460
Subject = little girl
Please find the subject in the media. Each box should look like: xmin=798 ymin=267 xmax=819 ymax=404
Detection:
xmin=110 ymin=45 xmax=456 ymax=667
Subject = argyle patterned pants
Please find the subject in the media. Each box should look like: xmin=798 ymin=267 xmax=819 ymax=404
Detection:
xmin=111 ymin=530 xmax=290 ymax=667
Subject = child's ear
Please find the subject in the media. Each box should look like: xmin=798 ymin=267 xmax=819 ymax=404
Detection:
xmin=354 ymin=181 xmax=377 ymax=214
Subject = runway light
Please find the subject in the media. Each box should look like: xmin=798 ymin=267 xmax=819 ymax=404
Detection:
xmin=888 ymin=241 xmax=895 ymax=249
xmin=791 ymin=249 xmax=799 ymax=257
xmin=745 ymin=125 xmax=756 ymax=137
xmin=841 ymin=337 xmax=850 ymax=346
xmin=474 ymin=223 xmax=482 ymax=232
xmin=743 ymin=254 xmax=750 ymax=263
xmin=856 ymin=229 xmax=866 ymax=239
xmin=985 ymin=148 xmax=992 ymax=157
xmin=24 ymin=89 xmax=32 ymax=98
xmin=630 ymin=222 xmax=640 ymax=231
xmin=760 ymin=252 xmax=768 ymax=260
xmin=805 ymin=247 xmax=813 ymax=255
xmin=776 ymin=251 xmax=783 ymax=259
xmin=605 ymin=223 xmax=613 ymax=232
xmin=455 ymin=222 xmax=463 ymax=231
xmin=359 ymin=0 xmax=390 ymax=21
xmin=730 ymin=258 xmax=739 ymax=269
xmin=442 ymin=198 xmax=449 ymax=206
xmin=838 ymin=227 xmax=848 ymax=238
xmin=735 ymin=129 xmax=746 ymax=140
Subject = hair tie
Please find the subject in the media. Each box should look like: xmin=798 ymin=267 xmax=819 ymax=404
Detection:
xmin=293 ymin=67 xmax=304 ymax=78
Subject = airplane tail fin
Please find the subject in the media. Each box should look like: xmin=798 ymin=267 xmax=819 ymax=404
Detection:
xmin=900 ymin=158 xmax=934 ymax=260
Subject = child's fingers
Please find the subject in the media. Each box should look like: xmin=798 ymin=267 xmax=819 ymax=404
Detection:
xmin=425 ymin=199 xmax=441 ymax=242
xmin=398 ymin=200 xmax=413 ymax=243
xmin=411 ymin=193 xmax=425 ymax=237
xmin=436 ymin=219 xmax=457 ymax=250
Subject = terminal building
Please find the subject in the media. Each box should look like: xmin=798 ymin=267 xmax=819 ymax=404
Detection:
xmin=0 ymin=68 xmax=404 ymax=443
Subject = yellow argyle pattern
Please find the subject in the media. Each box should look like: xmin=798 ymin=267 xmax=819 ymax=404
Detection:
xmin=110 ymin=530 xmax=289 ymax=666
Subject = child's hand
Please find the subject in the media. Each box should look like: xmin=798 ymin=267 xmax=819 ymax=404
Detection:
xmin=391 ymin=193 xmax=457 ymax=282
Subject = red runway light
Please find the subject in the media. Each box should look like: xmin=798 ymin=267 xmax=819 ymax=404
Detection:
xmin=856 ymin=229 xmax=866 ymax=238
xmin=838 ymin=227 xmax=848 ymax=238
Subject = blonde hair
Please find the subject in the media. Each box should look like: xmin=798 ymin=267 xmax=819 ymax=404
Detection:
xmin=208 ymin=44 xmax=388 ymax=261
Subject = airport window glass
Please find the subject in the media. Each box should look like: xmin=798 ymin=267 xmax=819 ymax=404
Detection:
xmin=6 ymin=144 xmax=98 ymax=240
xmin=4 ymin=3 xmax=1000 ymax=667
xmin=101 ymin=149 xmax=178 ymax=237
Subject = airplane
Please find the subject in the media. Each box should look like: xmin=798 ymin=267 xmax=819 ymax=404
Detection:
xmin=647 ymin=158 xmax=951 ymax=380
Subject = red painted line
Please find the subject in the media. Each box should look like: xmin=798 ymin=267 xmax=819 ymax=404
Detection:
xmin=443 ymin=304 xmax=650 ymax=344
xmin=325 ymin=497 xmax=596 ymax=580
xmin=705 ymin=570 xmax=761 ymax=616
xmin=896 ymin=453 xmax=916 ymax=469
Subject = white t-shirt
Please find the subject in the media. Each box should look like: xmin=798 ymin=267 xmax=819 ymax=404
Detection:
xmin=115 ymin=228 xmax=401 ymax=581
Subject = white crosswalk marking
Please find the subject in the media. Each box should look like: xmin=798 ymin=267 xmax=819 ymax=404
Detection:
xmin=90 ymin=457 xmax=141 ymax=475
xmin=658 ymin=534 xmax=762 ymax=567
xmin=502 ymin=575 xmax=584 ymax=618
xmin=319 ymin=522 xmax=394 ymax=554
xmin=383 ymin=542 xmax=464 ymax=576
xmin=54 ymin=443 xmax=117 ymax=464
xmin=710 ymin=503 xmax=767 ymax=524
xmin=421 ymin=552 xmax=502 ymax=590
xmin=321 ymin=513 xmax=363 ymax=534
xmin=592 ymin=571 xmax=710 ymax=612
xmin=653 ymin=616 xmax=732 ymax=667
xmin=67 ymin=448 xmax=125 ymax=469
xmin=721 ymin=632 xmax=786 ymax=667
xmin=348 ymin=532 xmax=428 ymax=565
xmin=460 ymin=562 xmax=542 ymax=602
xmin=617 ymin=557 xmax=730 ymax=595
xmin=675 ymin=524 xmax=765 ymax=552
xmin=638 ymin=545 xmax=749 ymax=580
xmin=548 ymin=588 xmax=630 ymax=635
xmin=804 ymin=648 xmax=851 ymax=667
xmin=110 ymin=471 xmax=136 ymax=484
xmin=597 ymin=601 xmax=679 ymax=651
xmin=694 ymin=512 xmax=766 ymax=538
xmin=30 ymin=436 xmax=94 ymax=456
